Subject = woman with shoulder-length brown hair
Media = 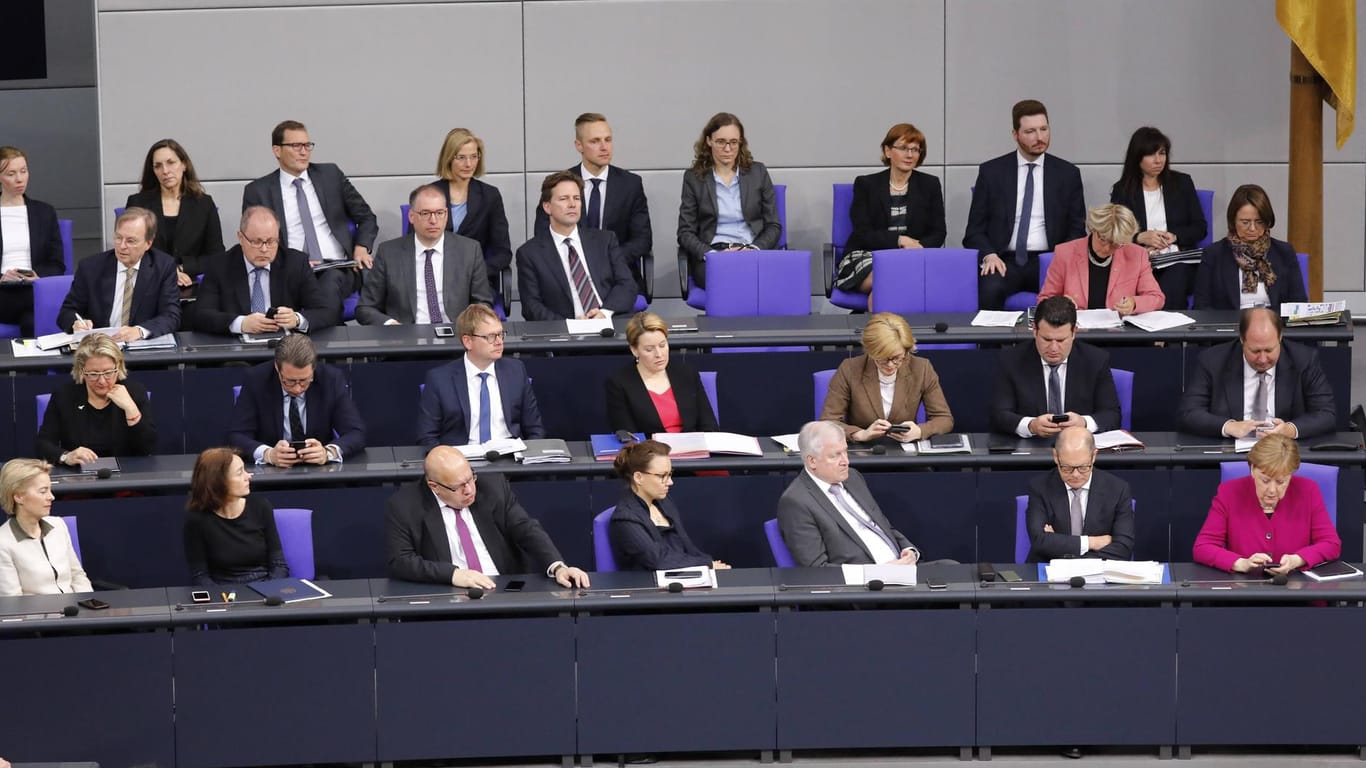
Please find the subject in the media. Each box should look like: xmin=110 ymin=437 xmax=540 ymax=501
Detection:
xmin=183 ymin=447 xmax=287 ymax=587
xmin=125 ymin=138 xmax=224 ymax=282
xmin=1193 ymin=184 xmax=1306 ymax=314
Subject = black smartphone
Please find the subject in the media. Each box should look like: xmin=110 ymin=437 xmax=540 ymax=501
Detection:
xmin=999 ymin=569 xmax=1023 ymax=583
xmin=191 ymin=590 xmax=211 ymax=603
xmin=1051 ymin=413 xmax=1071 ymax=424
xmin=78 ymin=598 xmax=110 ymax=610
xmin=434 ymin=326 xmax=455 ymax=338
xmin=886 ymin=424 xmax=911 ymax=434
xmin=503 ymin=580 xmax=526 ymax=592
xmin=264 ymin=306 xmax=278 ymax=318
xmin=288 ymin=440 xmax=309 ymax=451
xmin=927 ymin=578 xmax=948 ymax=590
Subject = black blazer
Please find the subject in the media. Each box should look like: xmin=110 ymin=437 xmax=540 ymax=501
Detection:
xmin=963 ymin=152 xmax=1086 ymax=258
xmin=845 ymin=168 xmax=947 ymax=252
xmin=124 ymin=190 xmax=225 ymax=277
xmin=385 ymin=474 xmax=564 ymax=584
xmin=194 ymin=245 xmax=336 ymax=333
xmin=242 ymin=163 xmax=379 ymax=253
xmin=1025 ymin=469 xmax=1135 ymax=562
xmin=1192 ymin=237 xmax=1306 ymax=314
xmin=604 ymin=358 xmax=718 ymax=434
xmin=34 ymin=379 xmax=157 ymax=464
xmin=430 ymin=178 xmax=513 ymax=274
xmin=534 ymin=165 xmax=653 ymax=264
xmin=0 ymin=196 xmax=63 ymax=276
xmin=609 ymin=490 xmax=712 ymax=571
xmin=1177 ymin=339 xmax=1337 ymax=438
xmin=227 ymin=360 xmax=367 ymax=458
xmin=57 ymin=248 xmax=181 ymax=336
xmin=1108 ymin=170 xmax=1206 ymax=250
xmin=677 ymin=161 xmax=782 ymax=287
xmin=989 ymin=339 xmax=1121 ymax=435
xmin=515 ymin=228 xmax=636 ymax=321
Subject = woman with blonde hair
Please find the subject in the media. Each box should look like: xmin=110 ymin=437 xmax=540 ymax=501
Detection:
xmin=431 ymin=128 xmax=511 ymax=299
xmin=1039 ymin=203 xmax=1164 ymax=315
xmin=35 ymin=333 xmax=156 ymax=466
xmin=0 ymin=458 xmax=90 ymax=596
xmin=605 ymin=311 xmax=718 ymax=434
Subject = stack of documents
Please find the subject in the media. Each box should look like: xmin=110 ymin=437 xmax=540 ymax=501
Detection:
xmin=35 ymin=326 xmax=118 ymax=351
xmin=651 ymin=432 xmax=763 ymax=459
xmin=971 ymin=310 xmax=1022 ymax=327
xmin=126 ymin=334 xmax=177 ymax=351
xmin=1281 ymin=301 xmax=1346 ymax=326
xmin=1094 ymin=430 xmax=1145 ymax=451
xmin=1045 ymin=559 xmax=1164 ymax=585
xmin=456 ymin=437 xmax=527 ymax=463
xmin=1148 ymin=248 xmax=1203 ymax=270
xmin=842 ymin=563 xmax=917 ymax=586
xmin=1122 ymin=311 xmax=1195 ymax=332
xmin=11 ymin=339 xmax=61 ymax=358
xmin=1075 ymin=309 xmax=1123 ymax=329
xmin=516 ymin=439 xmax=572 ymax=464
xmin=590 ymin=432 xmax=644 ymax=461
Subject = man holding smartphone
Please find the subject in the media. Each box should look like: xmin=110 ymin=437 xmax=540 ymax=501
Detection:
xmin=990 ymin=296 xmax=1120 ymax=437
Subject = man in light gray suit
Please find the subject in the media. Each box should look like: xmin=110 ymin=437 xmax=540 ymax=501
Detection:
xmin=357 ymin=184 xmax=492 ymax=325
xmin=777 ymin=420 xmax=921 ymax=567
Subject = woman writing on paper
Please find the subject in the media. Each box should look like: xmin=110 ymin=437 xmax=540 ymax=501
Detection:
xmin=183 ymin=447 xmax=288 ymax=587
xmin=609 ymin=440 xmax=729 ymax=572
xmin=1038 ymin=203 xmax=1164 ymax=316
xmin=0 ymin=458 xmax=90 ymax=596
xmin=1193 ymin=434 xmax=1339 ymax=574
xmin=36 ymin=333 xmax=157 ymax=467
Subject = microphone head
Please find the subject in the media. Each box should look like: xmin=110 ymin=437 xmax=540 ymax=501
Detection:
xmin=1068 ymin=576 xmax=1086 ymax=589
xmin=264 ymin=595 xmax=284 ymax=606
xmin=62 ymin=605 xmax=79 ymax=617
xmin=870 ymin=445 xmax=886 ymax=455
xmin=175 ymin=604 xmax=185 ymax=611
xmin=1271 ymin=573 xmax=1289 ymax=586
xmin=376 ymin=595 xmax=387 ymax=602
xmin=466 ymin=586 xmax=485 ymax=600
xmin=667 ymin=582 xmax=684 ymax=593
xmin=866 ymin=579 xmax=885 ymax=591
xmin=483 ymin=450 xmax=500 ymax=462
xmin=599 ymin=327 xmax=616 ymax=338
xmin=1180 ymin=580 xmax=1192 ymax=587
xmin=934 ymin=321 xmax=948 ymax=333
xmin=96 ymin=467 xmax=112 ymax=479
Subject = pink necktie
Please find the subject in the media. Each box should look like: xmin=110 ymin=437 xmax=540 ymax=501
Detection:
xmin=453 ymin=508 xmax=483 ymax=572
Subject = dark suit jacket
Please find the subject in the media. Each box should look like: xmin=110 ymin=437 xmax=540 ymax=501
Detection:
xmin=0 ymin=196 xmax=63 ymax=276
xmin=356 ymin=232 xmax=492 ymax=325
xmin=1108 ymin=170 xmax=1206 ymax=250
xmin=777 ymin=468 xmax=914 ymax=567
xmin=1025 ymin=469 xmax=1135 ymax=562
xmin=820 ymin=354 xmax=953 ymax=439
xmin=963 ymin=152 xmax=1086 ymax=259
xmin=515 ymin=229 xmax=636 ymax=321
xmin=1177 ymin=339 xmax=1337 ymax=438
xmin=534 ymin=165 xmax=653 ymax=265
xmin=194 ymin=245 xmax=335 ymax=333
xmin=990 ymin=339 xmax=1120 ymax=435
xmin=609 ymin=490 xmax=712 ymax=571
xmin=124 ymin=190 xmax=224 ymax=276
xmin=845 ymin=168 xmax=947 ymax=252
xmin=34 ymin=379 xmax=157 ymax=464
xmin=431 ymin=178 xmax=513 ymax=274
xmin=57 ymin=248 xmax=181 ymax=336
xmin=1192 ymin=237 xmax=1306 ymax=314
xmin=604 ymin=358 xmax=718 ymax=434
xmin=385 ymin=474 xmax=564 ymax=584
xmin=677 ymin=161 xmax=782 ymax=287
xmin=227 ymin=360 xmax=367 ymax=458
xmin=242 ymin=163 xmax=378 ymax=254
xmin=417 ymin=357 xmax=544 ymax=448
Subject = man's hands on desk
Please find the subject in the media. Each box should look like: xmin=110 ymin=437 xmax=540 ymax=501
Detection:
xmin=1029 ymin=412 xmax=1081 ymax=437
xmin=265 ymin=439 xmax=329 ymax=466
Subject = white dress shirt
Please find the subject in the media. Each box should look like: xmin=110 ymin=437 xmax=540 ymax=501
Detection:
xmin=580 ymin=163 xmax=609 ymax=230
xmin=551 ymin=226 xmax=610 ymax=318
xmin=413 ymin=237 xmax=445 ymax=325
xmin=433 ymin=490 xmax=499 ymax=575
xmin=464 ymin=356 xmax=512 ymax=444
xmin=878 ymin=371 xmax=896 ymax=419
xmin=1015 ymin=357 xmax=1099 ymax=437
xmin=804 ymin=469 xmax=902 ymax=564
xmin=0 ymin=206 xmax=32 ymax=271
xmin=278 ymin=168 xmax=346 ymax=263
xmin=1238 ymin=278 xmax=1270 ymax=309
xmin=1143 ymin=188 xmax=1177 ymax=255
xmin=1009 ymin=151 xmax=1049 ymax=253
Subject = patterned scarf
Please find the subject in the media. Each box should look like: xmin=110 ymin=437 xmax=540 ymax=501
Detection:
xmin=1231 ymin=233 xmax=1275 ymax=294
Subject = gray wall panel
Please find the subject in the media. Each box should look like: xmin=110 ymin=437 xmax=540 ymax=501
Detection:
xmin=1 ymin=1 xmax=97 ymax=90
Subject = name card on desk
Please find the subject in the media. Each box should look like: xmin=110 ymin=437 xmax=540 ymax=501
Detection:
xmin=655 ymin=567 xmax=716 ymax=589
xmin=843 ymin=563 xmax=917 ymax=586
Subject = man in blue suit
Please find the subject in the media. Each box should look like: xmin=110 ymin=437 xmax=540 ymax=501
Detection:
xmin=228 ymin=333 xmax=367 ymax=466
xmin=418 ymin=303 xmax=544 ymax=450
xmin=516 ymin=171 xmax=636 ymax=321
xmin=59 ymin=207 xmax=181 ymax=341
xmin=963 ymin=100 xmax=1086 ymax=310
xmin=533 ymin=113 xmax=652 ymax=295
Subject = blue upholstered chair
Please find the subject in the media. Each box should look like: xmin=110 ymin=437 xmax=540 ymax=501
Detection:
xmin=59 ymin=515 xmax=81 ymax=562
xmin=764 ymin=518 xmax=796 ymax=568
xmin=698 ymin=371 xmax=719 ymax=427
xmin=593 ymin=506 xmax=617 ymax=572
xmin=703 ymin=249 xmax=810 ymax=317
xmin=683 ymin=184 xmax=788 ymax=310
xmin=868 ymin=248 xmax=977 ymax=314
xmin=1296 ymin=253 xmax=1309 ymax=292
xmin=33 ymin=275 xmax=74 ymax=337
xmin=1195 ymin=189 xmax=1215 ymax=249
xmin=1110 ymin=368 xmax=1134 ymax=432
xmin=822 ymin=183 xmax=868 ymax=310
xmin=58 ymin=218 xmax=73 ymax=274
xmin=273 ymin=507 xmax=316 ymax=580
xmin=1219 ymin=461 xmax=1338 ymax=525
xmin=1003 ymin=251 xmax=1054 ymax=311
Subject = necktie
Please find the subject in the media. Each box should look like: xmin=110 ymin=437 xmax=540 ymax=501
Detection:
xmin=477 ymin=372 xmax=492 ymax=444
xmin=250 ymin=267 xmax=267 ymax=315
xmin=453 ymin=508 xmax=484 ymax=572
xmin=119 ymin=266 xmax=137 ymax=326
xmin=1047 ymin=363 xmax=1063 ymax=416
xmin=292 ymin=177 xmax=324 ymax=264
xmin=1069 ymin=487 xmax=1085 ymax=536
xmin=288 ymin=395 xmax=305 ymax=442
xmin=422 ymin=248 xmax=443 ymax=323
xmin=1014 ymin=162 xmax=1037 ymax=267
xmin=586 ymin=178 xmax=603 ymax=230
xmin=829 ymin=483 xmax=898 ymax=554
xmin=1252 ymin=371 xmax=1270 ymax=422
xmin=565 ymin=238 xmax=601 ymax=314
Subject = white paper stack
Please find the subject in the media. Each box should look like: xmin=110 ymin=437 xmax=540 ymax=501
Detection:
xmin=1075 ymin=309 xmax=1123 ymax=329
xmin=1045 ymin=559 xmax=1163 ymax=585
xmin=842 ymin=563 xmax=917 ymax=586
xmin=1122 ymin=311 xmax=1195 ymax=332
xmin=971 ymin=310 xmax=1022 ymax=327
xmin=456 ymin=437 xmax=527 ymax=463
xmin=652 ymin=431 xmax=763 ymax=459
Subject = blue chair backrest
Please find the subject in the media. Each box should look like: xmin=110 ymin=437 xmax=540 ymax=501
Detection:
xmin=774 ymin=184 xmax=788 ymax=249
xmin=400 ymin=204 xmax=410 ymax=236
xmin=698 ymin=371 xmax=719 ymax=426
xmin=1002 ymin=251 xmax=1054 ymax=311
xmin=813 ymin=369 xmax=835 ymax=420
xmin=705 ymin=250 xmax=811 ymax=317
xmin=273 ymin=507 xmax=315 ymax=579
xmin=831 ymin=183 xmax=854 ymax=258
xmin=1110 ymin=368 xmax=1134 ymax=431
xmin=869 ymin=248 xmax=977 ymax=314
xmin=36 ymin=393 xmax=51 ymax=430
xmin=58 ymin=515 xmax=81 ymax=563
xmin=1195 ymin=189 xmax=1215 ymax=248
xmin=58 ymin=219 xmax=73 ymax=274
xmin=1038 ymin=250 xmax=1055 ymax=290
xmin=765 ymin=518 xmax=796 ymax=567
xmin=1220 ymin=461 xmax=1337 ymax=524
xmin=1014 ymin=496 xmax=1030 ymax=564
xmin=34 ymin=275 xmax=74 ymax=337
xmin=232 ymin=385 xmax=241 ymax=402
xmin=1296 ymin=253 xmax=1309 ymax=291
xmin=593 ymin=506 xmax=617 ymax=572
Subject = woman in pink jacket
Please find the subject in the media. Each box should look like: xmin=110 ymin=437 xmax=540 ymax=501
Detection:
xmin=1193 ymin=434 xmax=1340 ymax=574
xmin=1038 ymin=203 xmax=1164 ymax=316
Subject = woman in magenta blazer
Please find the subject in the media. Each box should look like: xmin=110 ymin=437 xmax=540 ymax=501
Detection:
xmin=1038 ymin=203 xmax=1164 ymax=315
xmin=1193 ymin=434 xmax=1340 ymax=574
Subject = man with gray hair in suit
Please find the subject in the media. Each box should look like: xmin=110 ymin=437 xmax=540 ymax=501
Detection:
xmin=357 ymin=184 xmax=492 ymax=325
xmin=777 ymin=420 xmax=921 ymax=567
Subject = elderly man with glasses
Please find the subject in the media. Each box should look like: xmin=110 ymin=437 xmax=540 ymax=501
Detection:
xmin=1023 ymin=425 xmax=1135 ymax=562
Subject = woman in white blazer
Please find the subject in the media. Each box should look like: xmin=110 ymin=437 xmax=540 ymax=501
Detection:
xmin=0 ymin=458 xmax=90 ymax=596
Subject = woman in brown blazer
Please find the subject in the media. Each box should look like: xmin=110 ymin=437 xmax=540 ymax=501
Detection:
xmin=820 ymin=312 xmax=953 ymax=443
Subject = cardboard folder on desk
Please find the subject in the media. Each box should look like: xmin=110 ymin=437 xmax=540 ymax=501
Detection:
xmin=249 ymin=577 xmax=332 ymax=603
xmin=651 ymin=431 xmax=763 ymax=459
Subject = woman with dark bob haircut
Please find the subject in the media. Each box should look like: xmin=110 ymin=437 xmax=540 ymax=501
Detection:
xmin=1193 ymin=184 xmax=1306 ymax=314
xmin=183 ymin=447 xmax=287 ymax=587
xmin=608 ymin=440 xmax=729 ymax=572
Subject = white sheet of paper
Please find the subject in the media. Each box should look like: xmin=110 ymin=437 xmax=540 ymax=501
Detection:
xmin=565 ymin=318 xmax=614 ymax=335
xmin=971 ymin=310 xmax=1022 ymax=327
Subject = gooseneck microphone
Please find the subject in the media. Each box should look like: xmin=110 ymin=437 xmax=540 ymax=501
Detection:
xmin=599 ymin=327 xmax=616 ymax=338
xmin=934 ymin=321 xmax=948 ymax=333
xmin=466 ymin=587 xmax=485 ymax=600
xmin=1068 ymin=576 xmax=1086 ymax=589
xmin=483 ymin=450 xmax=501 ymax=463
xmin=173 ymin=595 xmax=285 ymax=610
xmin=1177 ymin=574 xmax=1291 ymax=587
xmin=96 ymin=467 xmax=113 ymax=479
xmin=376 ymin=587 xmax=490 ymax=602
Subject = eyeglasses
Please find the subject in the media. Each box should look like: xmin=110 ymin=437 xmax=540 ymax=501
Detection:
xmin=412 ymin=209 xmax=448 ymax=220
xmin=1235 ymin=218 xmax=1267 ymax=230
xmin=453 ymin=153 xmax=481 ymax=164
xmin=113 ymin=236 xmax=144 ymax=247
xmin=890 ymin=144 xmax=921 ymax=154
xmin=1057 ymin=464 xmax=1094 ymax=475
xmin=242 ymin=235 xmax=279 ymax=250
xmin=711 ymin=138 xmax=741 ymax=149
xmin=431 ymin=474 xmax=476 ymax=493
xmin=468 ymin=331 xmax=505 ymax=344
xmin=277 ymin=142 xmax=315 ymax=151
xmin=875 ymin=354 xmax=908 ymax=368
xmin=641 ymin=471 xmax=673 ymax=482
xmin=277 ymin=375 xmax=313 ymax=388
xmin=82 ymin=369 xmax=119 ymax=381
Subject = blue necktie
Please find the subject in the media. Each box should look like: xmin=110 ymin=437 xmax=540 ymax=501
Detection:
xmin=586 ymin=178 xmax=602 ymax=230
xmin=293 ymin=177 xmax=324 ymax=264
xmin=250 ymin=267 xmax=267 ymax=315
xmin=1014 ymin=162 xmax=1036 ymax=267
xmin=477 ymin=372 xmax=491 ymax=443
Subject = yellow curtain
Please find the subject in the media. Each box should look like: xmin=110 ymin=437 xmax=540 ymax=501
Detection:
xmin=1277 ymin=0 xmax=1356 ymax=148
